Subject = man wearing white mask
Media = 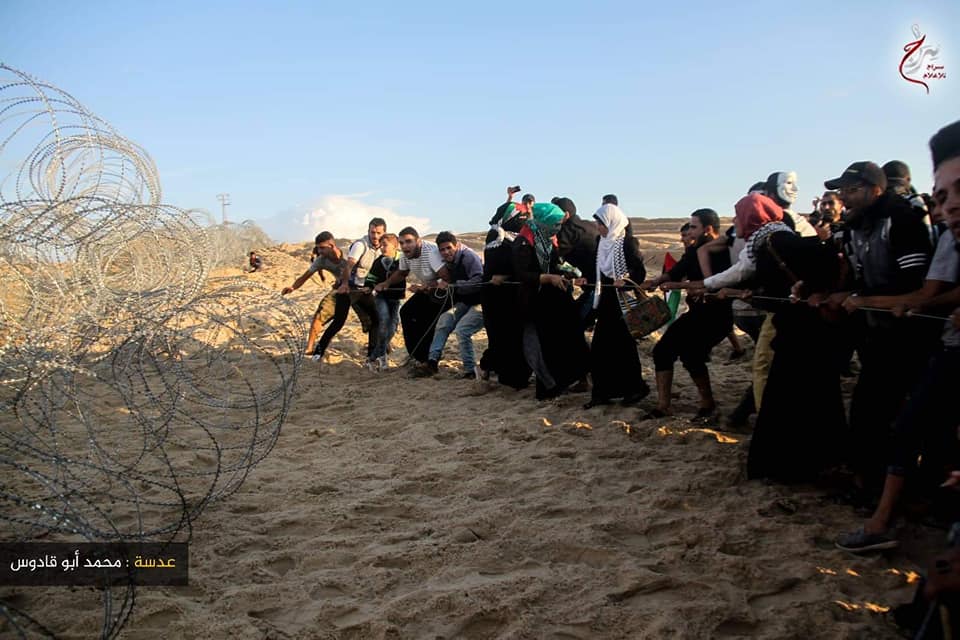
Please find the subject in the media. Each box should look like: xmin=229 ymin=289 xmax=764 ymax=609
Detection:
xmin=765 ymin=171 xmax=817 ymax=238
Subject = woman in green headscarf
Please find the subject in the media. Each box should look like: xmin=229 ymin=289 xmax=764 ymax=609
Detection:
xmin=512 ymin=203 xmax=590 ymax=400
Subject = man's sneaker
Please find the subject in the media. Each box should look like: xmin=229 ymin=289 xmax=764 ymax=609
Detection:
xmin=410 ymin=361 xmax=438 ymax=378
xmin=835 ymin=527 xmax=899 ymax=553
xmin=311 ymin=354 xmax=322 ymax=363
xmin=377 ymin=355 xmax=388 ymax=371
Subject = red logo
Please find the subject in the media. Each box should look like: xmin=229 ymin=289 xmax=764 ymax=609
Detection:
xmin=899 ymin=24 xmax=945 ymax=94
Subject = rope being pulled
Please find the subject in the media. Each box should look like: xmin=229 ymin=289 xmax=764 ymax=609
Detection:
xmin=371 ymin=281 xmax=953 ymax=322
xmin=705 ymin=292 xmax=952 ymax=322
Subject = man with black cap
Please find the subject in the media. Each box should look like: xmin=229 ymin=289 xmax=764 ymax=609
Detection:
xmin=818 ymin=160 xmax=934 ymax=496
xmin=834 ymin=121 xmax=960 ymax=554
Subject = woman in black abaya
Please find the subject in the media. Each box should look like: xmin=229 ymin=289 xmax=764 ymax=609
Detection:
xmin=479 ymin=226 xmax=532 ymax=388
xmin=745 ymin=219 xmax=846 ymax=482
xmin=512 ymin=203 xmax=590 ymax=400
xmin=583 ymin=204 xmax=650 ymax=408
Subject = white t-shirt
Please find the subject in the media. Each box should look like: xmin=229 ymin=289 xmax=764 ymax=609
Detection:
xmin=399 ymin=241 xmax=444 ymax=285
xmin=925 ymin=232 xmax=959 ymax=348
xmin=347 ymin=236 xmax=381 ymax=286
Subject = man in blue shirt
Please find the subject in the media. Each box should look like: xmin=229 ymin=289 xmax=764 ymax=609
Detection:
xmin=421 ymin=231 xmax=485 ymax=378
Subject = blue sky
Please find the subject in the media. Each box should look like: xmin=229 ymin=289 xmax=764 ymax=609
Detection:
xmin=2 ymin=0 xmax=957 ymax=242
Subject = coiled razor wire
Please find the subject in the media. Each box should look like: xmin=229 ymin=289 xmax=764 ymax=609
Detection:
xmin=0 ymin=64 xmax=306 ymax=639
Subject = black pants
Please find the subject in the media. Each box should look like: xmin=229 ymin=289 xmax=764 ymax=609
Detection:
xmin=314 ymin=291 xmax=378 ymax=358
xmin=887 ymin=348 xmax=960 ymax=483
xmin=733 ymin=313 xmax=764 ymax=343
xmin=315 ymin=293 xmax=351 ymax=357
xmin=653 ymin=306 xmax=732 ymax=376
xmin=400 ymin=292 xmax=449 ymax=362
xmin=848 ymin=327 xmax=932 ymax=488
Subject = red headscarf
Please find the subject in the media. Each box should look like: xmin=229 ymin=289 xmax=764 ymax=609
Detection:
xmin=734 ymin=193 xmax=783 ymax=239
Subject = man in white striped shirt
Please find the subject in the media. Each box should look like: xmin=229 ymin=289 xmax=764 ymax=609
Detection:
xmin=375 ymin=226 xmax=452 ymax=368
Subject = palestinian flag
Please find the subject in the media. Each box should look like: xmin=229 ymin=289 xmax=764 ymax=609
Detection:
xmin=662 ymin=252 xmax=681 ymax=322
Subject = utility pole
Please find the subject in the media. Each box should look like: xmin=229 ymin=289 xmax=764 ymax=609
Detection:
xmin=216 ymin=193 xmax=231 ymax=224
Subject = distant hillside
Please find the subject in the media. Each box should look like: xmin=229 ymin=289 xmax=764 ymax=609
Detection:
xmin=277 ymin=217 xmax=734 ymax=274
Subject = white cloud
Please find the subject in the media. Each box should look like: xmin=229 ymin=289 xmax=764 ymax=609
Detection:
xmin=260 ymin=194 xmax=431 ymax=243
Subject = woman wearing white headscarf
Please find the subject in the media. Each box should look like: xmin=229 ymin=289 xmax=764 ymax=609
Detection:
xmin=583 ymin=204 xmax=649 ymax=408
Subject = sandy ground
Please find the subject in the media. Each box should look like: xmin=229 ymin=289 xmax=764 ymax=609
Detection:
xmin=6 ymin=224 xmax=944 ymax=639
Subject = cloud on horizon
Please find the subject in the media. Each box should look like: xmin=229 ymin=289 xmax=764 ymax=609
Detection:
xmin=260 ymin=195 xmax=432 ymax=243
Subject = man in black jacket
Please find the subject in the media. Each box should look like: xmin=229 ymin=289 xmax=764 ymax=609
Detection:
xmin=819 ymin=161 xmax=935 ymax=493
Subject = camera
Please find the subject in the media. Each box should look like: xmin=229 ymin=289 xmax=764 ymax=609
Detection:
xmin=509 ymin=185 xmax=521 ymax=194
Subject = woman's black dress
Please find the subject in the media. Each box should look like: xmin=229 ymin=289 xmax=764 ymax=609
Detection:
xmin=512 ymin=236 xmax=590 ymax=399
xmin=747 ymin=231 xmax=846 ymax=482
xmin=589 ymin=235 xmax=650 ymax=403
xmin=480 ymin=239 xmax=532 ymax=388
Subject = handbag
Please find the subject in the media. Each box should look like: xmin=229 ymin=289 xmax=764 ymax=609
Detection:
xmin=617 ymin=278 xmax=672 ymax=339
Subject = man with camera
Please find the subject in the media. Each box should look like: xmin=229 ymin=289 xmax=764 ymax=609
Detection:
xmin=809 ymin=190 xmax=845 ymax=243
xmin=490 ymin=185 xmax=534 ymax=233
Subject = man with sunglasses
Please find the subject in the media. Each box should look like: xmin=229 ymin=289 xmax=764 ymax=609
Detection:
xmin=816 ymin=161 xmax=934 ymax=499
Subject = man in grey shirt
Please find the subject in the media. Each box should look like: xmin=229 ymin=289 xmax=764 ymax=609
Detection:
xmin=282 ymin=231 xmax=349 ymax=360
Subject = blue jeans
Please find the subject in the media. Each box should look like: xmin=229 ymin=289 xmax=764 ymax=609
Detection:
xmin=428 ymin=302 xmax=484 ymax=371
xmin=372 ymin=296 xmax=401 ymax=359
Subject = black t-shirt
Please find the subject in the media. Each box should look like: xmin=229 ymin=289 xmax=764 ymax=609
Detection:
xmin=667 ymin=238 xmax=732 ymax=311
xmin=365 ymin=255 xmax=405 ymax=300
xmin=668 ymin=239 xmax=731 ymax=283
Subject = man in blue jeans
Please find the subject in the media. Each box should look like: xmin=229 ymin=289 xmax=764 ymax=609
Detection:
xmin=364 ymin=233 xmax=405 ymax=370
xmin=421 ymin=231 xmax=484 ymax=378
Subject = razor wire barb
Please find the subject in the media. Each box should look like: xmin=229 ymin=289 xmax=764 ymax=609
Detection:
xmin=0 ymin=64 xmax=305 ymax=639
